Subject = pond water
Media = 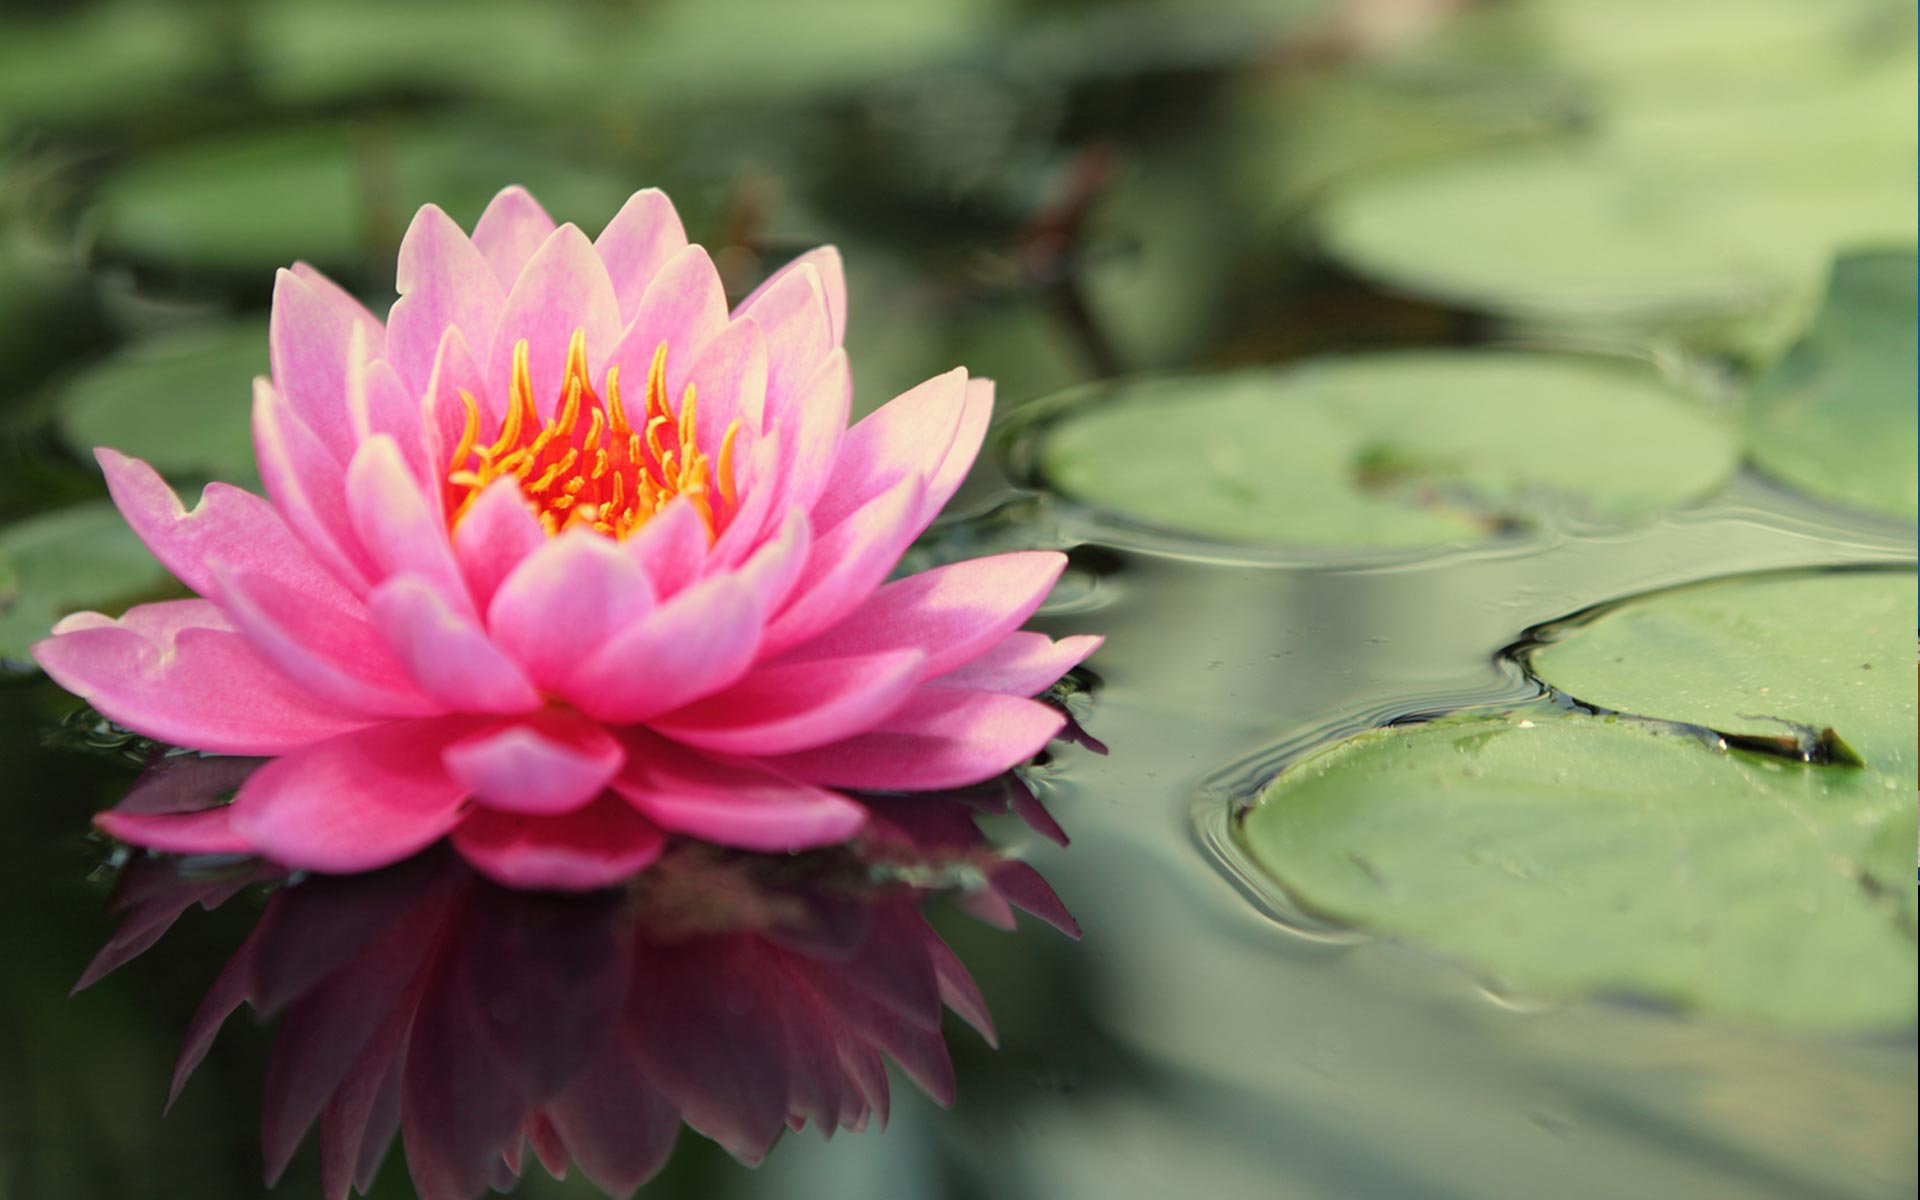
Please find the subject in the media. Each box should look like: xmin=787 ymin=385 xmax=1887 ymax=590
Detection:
xmin=2 ymin=1 xmax=1916 ymax=1197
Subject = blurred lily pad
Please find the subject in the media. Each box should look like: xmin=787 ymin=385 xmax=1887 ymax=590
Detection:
xmin=0 ymin=1 xmax=221 ymax=131
xmin=92 ymin=122 xmax=634 ymax=274
xmin=1242 ymin=568 xmax=1917 ymax=1030
xmin=1032 ymin=352 xmax=1735 ymax=547
xmin=1746 ymin=250 xmax=1918 ymax=521
xmin=0 ymin=503 xmax=173 ymax=671
xmin=56 ymin=322 xmax=266 ymax=489
xmin=1312 ymin=60 xmax=1915 ymax=355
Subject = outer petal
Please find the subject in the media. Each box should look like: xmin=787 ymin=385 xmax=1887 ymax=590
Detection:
xmin=443 ymin=713 xmax=624 ymax=816
xmin=933 ymin=632 xmax=1102 ymax=695
xmin=485 ymin=224 xmax=623 ymax=420
xmin=228 ymin=720 xmax=477 ymax=873
xmin=387 ymin=204 xmax=506 ymax=395
xmin=487 ymin=532 xmax=653 ymax=692
xmin=566 ymin=573 xmax=764 ymax=724
xmin=595 ymin=188 xmax=689 ymax=321
xmin=34 ymin=601 xmax=376 ymax=754
xmin=344 ymin=329 xmax=425 ymax=478
xmin=269 ymin=269 xmax=359 ymax=461
xmin=366 ymin=576 xmax=542 ymax=714
xmin=97 ymin=448 xmax=351 ymax=608
xmin=739 ymin=263 xmax=834 ymax=435
xmin=418 ymin=323 xmax=490 ymax=489
xmin=917 ymin=376 xmax=993 ymax=530
xmin=762 ymin=688 xmax=1066 ymax=791
xmin=648 ymin=648 xmax=925 ymax=756
xmin=736 ymin=247 xmax=846 ymax=345
xmin=290 ymin=262 xmax=384 ymax=350
xmin=780 ymin=551 xmax=1066 ymax=681
xmin=470 ymin=186 xmax=557 ymax=289
xmin=760 ymin=348 xmax=848 ymax=522
xmin=810 ymin=368 xmax=967 ymax=533
xmin=762 ymin=470 xmax=925 ymax=653
xmin=611 ymin=733 xmax=866 ymax=852
xmin=452 ymin=477 xmax=546 ymax=611
xmin=213 ymin=563 xmax=440 ymax=718
xmin=452 ymin=797 xmax=666 ymax=892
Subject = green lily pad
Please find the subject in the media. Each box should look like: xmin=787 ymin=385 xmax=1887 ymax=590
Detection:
xmin=0 ymin=503 xmax=175 ymax=671
xmin=1746 ymin=250 xmax=1918 ymax=521
xmin=56 ymin=322 xmax=266 ymax=489
xmin=1530 ymin=571 xmax=1916 ymax=775
xmin=1033 ymin=351 xmax=1736 ymax=547
xmin=1241 ymin=569 xmax=1918 ymax=1030
xmin=92 ymin=122 xmax=634 ymax=275
xmin=1242 ymin=711 xmax=1915 ymax=1030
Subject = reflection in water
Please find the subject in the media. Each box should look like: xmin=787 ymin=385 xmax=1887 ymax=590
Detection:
xmin=77 ymin=755 xmax=1078 ymax=1200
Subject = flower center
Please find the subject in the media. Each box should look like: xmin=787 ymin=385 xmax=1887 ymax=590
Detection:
xmin=445 ymin=329 xmax=739 ymax=540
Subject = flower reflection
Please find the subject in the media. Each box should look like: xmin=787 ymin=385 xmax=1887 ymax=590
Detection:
xmin=79 ymin=754 xmax=1077 ymax=1200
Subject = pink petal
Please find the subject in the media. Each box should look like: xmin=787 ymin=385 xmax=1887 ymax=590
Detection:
xmin=418 ymin=323 xmax=491 ymax=491
xmin=762 ymin=470 xmax=926 ymax=653
xmin=566 ymin=573 xmax=765 ymax=724
xmin=683 ymin=316 xmax=768 ymax=468
xmin=781 ymin=550 xmax=1067 ymax=681
xmin=290 ymin=262 xmax=384 ymax=350
xmin=470 ymin=186 xmax=556 ymax=288
xmin=253 ymin=378 xmax=378 ymax=594
xmin=451 ymin=477 xmax=545 ymax=610
xmin=486 ymin=531 xmax=654 ymax=692
xmin=764 ymin=687 xmax=1065 ymax=791
xmin=595 ymin=188 xmax=689 ymax=321
xmin=345 ymin=329 xmax=426 ymax=480
xmin=452 ymin=796 xmax=666 ymax=891
xmin=345 ymin=435 xmax=470 ymax=614
xmin=94 ymin=806 xmax=250 ymax=855
xmin=760 ymin=347 xmax=848 ymax=521
xmin=611 ymin=733 xmax=866 ymax=852
xmin=366 ymin=576 xmax=543 ymax=714
xmin=928 ymin=935 xmax=996 ymax=1047
xmin=625 ymin=495 xmax=710 ymax=599
xmin=648 ymin=648 xmax=925 ymax=756
xmin=737 ymin=247 xmax=846 ymax=344
xmin=270 ymin=268 xmax=360 ymax=461
xmin=740 ymin=263 xmax=834 ymax=434
xmin=33 ymin=600 xmax=375 ymax=754
xmin=443 ymin=713 xmax=624 ymax=816
xmin=810 ymin=368 xmax=967 ymax=533
xmin=707 ymin=436 xmax=783 ymax=568
xmin=934 ymin=631 xmax=1101 ymax=694
xmin=605 ymin=244 xmax=730 ymax=406
xmin=97 ymin=448 xmax=352 ymax=608
xmin=485 ymin=224 xmax=623 ymax=420
xmin=213 ymin=562 xmax=439 ymax=718
xmin=229 ymin=720 xmax=475 ymax=873
xmin=387 ymin=204 xmax=507 ymax=395
xmin=730 ymin=506 xmax=812 ymax=616
xmin=918 ymin=375 xmax=993 ymax=527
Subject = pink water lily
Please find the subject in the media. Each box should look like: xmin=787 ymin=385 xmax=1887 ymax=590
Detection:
xmin=35 ymin=185 xmax=1098 ymax=890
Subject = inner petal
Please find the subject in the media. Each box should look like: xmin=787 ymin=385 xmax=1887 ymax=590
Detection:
xmin=444 ymin=328 xmax=739 ymax=541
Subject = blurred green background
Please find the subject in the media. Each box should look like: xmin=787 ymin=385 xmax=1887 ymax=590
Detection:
xmin=1 ymin=1 xmax=1915 ymax=1198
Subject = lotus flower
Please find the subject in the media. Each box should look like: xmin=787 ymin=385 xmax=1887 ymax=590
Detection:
xmin=34 ymin=186 xmax=1099 ymax=889
xmin=79 ymin=757 xmax=1078 ymax=1200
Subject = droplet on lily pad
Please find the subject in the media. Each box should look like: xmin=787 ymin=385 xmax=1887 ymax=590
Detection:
xmin=1031 ymin=350 xmax=1736 ymax=549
